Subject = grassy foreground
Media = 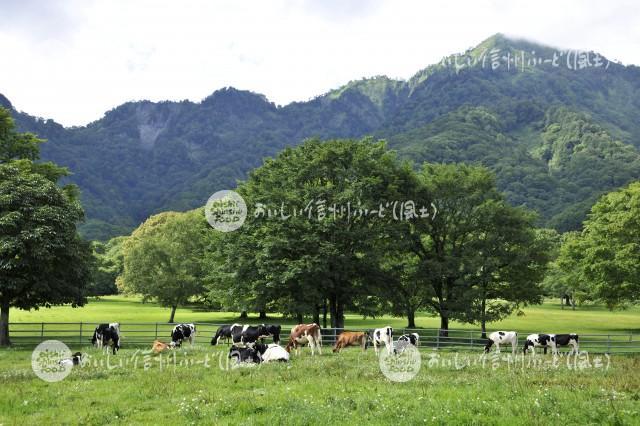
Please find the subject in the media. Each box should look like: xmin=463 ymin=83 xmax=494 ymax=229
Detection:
xmin=0 ymin=345 xmax=638 ymax=425
xmin=7 ymin=295 xmax=640 ymax=334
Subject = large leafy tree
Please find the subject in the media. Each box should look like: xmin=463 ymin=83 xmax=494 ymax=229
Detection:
xmin=556 ymin=182 xmax=640 ymax=309
xmin=0 ymin=108 xmax=91 ymax=345
xmin=404 ymin=164 xmax=547 ymax=335
xmin=206 ymin=138 xmax=415 ymax=328
xmin=119 ymin=209 xmax=208 ymax=322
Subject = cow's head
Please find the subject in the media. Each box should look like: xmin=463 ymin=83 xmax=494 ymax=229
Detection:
xmin=484 ymin=339 xmax=494 ymax=353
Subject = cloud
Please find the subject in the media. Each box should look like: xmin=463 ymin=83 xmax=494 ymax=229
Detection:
xmin=0 ymin=0 xmax=638 ymax=126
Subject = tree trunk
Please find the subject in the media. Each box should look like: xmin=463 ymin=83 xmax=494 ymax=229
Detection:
xmin=329 ymin=296 xmax=337 ymax=328
xmin=439 ymin=316 xmax=449 ymax=337
xmin=560 ymin=297 xmax=564 ymax=310
xmin=0 ymin=300 xmax=10 ymax=346
xmin=322 ymin=299 xmax=328 ymax=329
xmin=259 ymin=310 xmax=267 ymax=320
xmin=296 ymin=312 xmax=303 ymax=324
xmin=335 ymin=299 xmax=345 ymax=330
xmin=168 ymin=305 xmax=177 ymax=323
xmin=407 ymin=308 xmax=416 ymax=328
xmin=239 ymin=310 xmax=248 ymax=319
xmin=312 ymin=304 xmax=320 ymax=325
xmin=480 ymin=297 xmax=487 ymax=339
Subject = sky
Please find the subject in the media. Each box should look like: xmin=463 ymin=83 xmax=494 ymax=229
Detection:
xmin=1 ymin=0 xmax=639 ymax=127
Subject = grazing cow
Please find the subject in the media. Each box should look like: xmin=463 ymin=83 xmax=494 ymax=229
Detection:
xmin=232 ymin=324 xmax=269 ymax=346
xmin=262 ymin=324 xmax=282 ymax=344
xmin=372 ymin=326 xmax=394 ymax=355
xmin=332 ymin=331 xmax=369 ymax=353
xmin=151 ymin=340 xmax=171 ymax=354
xmin=484 ymin=331 xmax=518 ymax=355
xmin=171 ymin=323 xmax=196 ymax=347
xmin=59 ymin=352 xmax=84 ymax=368
xmin=523 ymin=333 xmax=554 ymax=356
xmin=396 ymin=333 xmax=420 ymax=352
xmin=552 ymin=334 xmax=579 ymax=355
xmin=228 ymin=345 xmax=262 ymax=363
xmin=211 ymin=324 xmax=242 ymax=345
xmin=256 ymin=343 xmax=290 ymax=363
xmin=285 ymin=323 xmax=323 ymax=356
xmin=91 ymin=323 xmax=120 ymax=354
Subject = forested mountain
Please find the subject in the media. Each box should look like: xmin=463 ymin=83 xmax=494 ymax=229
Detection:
xmin=5 ymin=33 xmax=640 ymax=240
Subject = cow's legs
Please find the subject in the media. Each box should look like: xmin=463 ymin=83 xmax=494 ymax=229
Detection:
xmin=373 ymin=340 xmax=379 ymax=354
xmin=495 ymin=343 xmax=501 ymax=354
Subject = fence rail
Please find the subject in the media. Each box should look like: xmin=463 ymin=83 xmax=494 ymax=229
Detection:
xmin=6 ymin=322 xmax=639 ymax=354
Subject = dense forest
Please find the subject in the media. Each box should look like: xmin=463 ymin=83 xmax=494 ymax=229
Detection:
xmin=4 ymin=33 xmax=640 ymax=240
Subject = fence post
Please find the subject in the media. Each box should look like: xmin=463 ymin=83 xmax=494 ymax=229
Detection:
xmin=41 ymin=322 xmax=44 ymax=340
xmin=79 ymin=322 xmax=83 ymax=345
xmin=436 ymin=330 xmax=440 ymax=349
xmin=608 ymin=335 xmax=611 ymax=353
xmin=470 ymin=331 xmax=474 ymax=348
xmin=155 ymin=323 xmax=158 ymax=340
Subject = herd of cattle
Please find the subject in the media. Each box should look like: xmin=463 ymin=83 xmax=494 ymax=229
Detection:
xmin=86 ymin=322 xmax=580 ymax=364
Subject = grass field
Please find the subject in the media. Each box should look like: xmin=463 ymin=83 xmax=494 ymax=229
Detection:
xmin=7 ymin=295 xmax=640 ymax=334
xmin=1 ymin=297 xmax=640 ymax=425
xmin=0 ymin=345 xmax=639 ymax=425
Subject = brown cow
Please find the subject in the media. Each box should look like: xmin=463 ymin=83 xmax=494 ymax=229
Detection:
xmin=285 ymin=323 xmax=322 ymax=356
xmin=151 ymin=340 xmax=171 ymax=354
xmin=332 ymin=331 xmax=370 ymax=353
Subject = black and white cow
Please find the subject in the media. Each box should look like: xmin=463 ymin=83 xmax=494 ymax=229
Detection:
xmin=59 ymin=352 xmax=84 ymax=368
xmin=524 ymin=333 xmax=579 ymax=355
xmin=91 ymin=323 xmax=121 ymax=354
xmin=484 ymin=331 xmax=518 ymax=355
xmin=231 ymin=324 xmax=269 ymax=346
xmin=211 ymin=323 xmax=242 ymax=345
xmin=553 ymin=334 xmax=579 ymax=354
xmin=396 ymin=333 xmax=420 ymax=352
xmin=262 ymin=324 xmax=281 ymax=344
xmin=171 ymin=323 xmax=196 ymax=347
xmin=372 ymin=326 xmax=394 ymax=355
xmin=523 ymin=333 xmax=553 ymax=356
xmin=228 ymin=344 xmax=261 ymax=363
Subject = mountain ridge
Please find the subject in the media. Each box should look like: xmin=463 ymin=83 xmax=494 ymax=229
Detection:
xmin=4 ymin=34 xmax=640 ymax=240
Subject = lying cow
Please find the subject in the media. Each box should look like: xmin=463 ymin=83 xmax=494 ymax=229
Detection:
xmin=229 ymin=343 xmax=290 ymax=364
xmin=211 ymin=324 xmax=242 ymax=345
xmin=151 ymin=340 xmax=171 ymax=354
xmin=484 ymin=331 xmax=518 ymax=355
xmin=396 ymin=333 xmax=420 ymax=352
xmin=171 ymin=323 xmax=196 ymax=347
xmin=91 ymin=323 xmax=121 ymax=354
xmin=229 ymin=345 xmax=262 ymax=364
xmin=285 ymin=323 xmax=322 ymax=356
xmin=332 ymin=331 xmax=369 ymax=353
xmin=257 ymin=343 xmax=290 ymax=363
xmin=372 ymin=326 xmax=393 ymax=355
xmin=59 ymin=352 xmax=84 ymax=368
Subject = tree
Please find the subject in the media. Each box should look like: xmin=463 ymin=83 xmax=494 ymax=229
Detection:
xmin=461 ymin=205 xmax=550 ymax=337
xmin=205 ymin=138 xmax=416 ymax=328
xmin=119 ymin=209 xmax=208 ymax=322
xmin=89 ymin=236 xmax=126 ymax=296
xmin=0 ymin=107 xmax=91 ymax=346
xmin=557 ymin=182 xmax=640 ymax=309
xmin=404 ymin=163 xmax=547 ymax=335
